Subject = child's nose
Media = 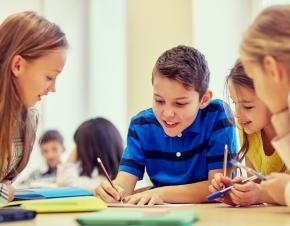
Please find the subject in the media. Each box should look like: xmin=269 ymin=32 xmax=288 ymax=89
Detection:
xmin=163 ymin=108 xmax=175 ymax=118
xmin=234 ymin=106 xmax=241 ymax=119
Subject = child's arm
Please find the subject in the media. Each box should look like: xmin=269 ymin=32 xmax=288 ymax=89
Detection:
xmin=125 ymin=169 xmax=224 ymax=205
xmin=260 ymin=173 xmax=290 ymax=206
xmin=95 ymin=172 xmax=138 ymax=203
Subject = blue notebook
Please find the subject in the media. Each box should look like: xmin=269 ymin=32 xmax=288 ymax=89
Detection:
xmin=14 ymin=187 xmax=93 ymax=200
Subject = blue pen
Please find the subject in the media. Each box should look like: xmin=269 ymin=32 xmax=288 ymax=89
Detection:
xmin=207 ymin=175 xmax=257 ymax=201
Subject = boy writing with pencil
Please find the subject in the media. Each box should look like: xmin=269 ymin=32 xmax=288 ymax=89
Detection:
xmin=96 ymin=45 xmax=238 ymax=205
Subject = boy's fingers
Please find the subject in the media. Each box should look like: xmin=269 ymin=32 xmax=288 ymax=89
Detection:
xmin=137 ymin=196 xmax=149 ymax=206
xmin=96 ymin=187 xmax=119 ymax=203
xmin=148 ymin=197 xmax=157 ymax=206
xmin=102 ymin=183 xmax=121 ymax=200
xmin=126 ymin=196 xmax=139 ymax=205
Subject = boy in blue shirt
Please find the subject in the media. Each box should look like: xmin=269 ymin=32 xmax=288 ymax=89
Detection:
xmin=96 ymin=45 xmax=237 ymax=205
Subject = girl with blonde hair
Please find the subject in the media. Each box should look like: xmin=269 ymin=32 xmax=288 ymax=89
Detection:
xmin=0 ymin=11 xmax=67 ymax=202
xmin=239 ymin=5 xmax=290 ymax=205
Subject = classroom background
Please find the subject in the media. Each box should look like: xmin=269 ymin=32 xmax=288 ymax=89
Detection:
xmin=1 ymin=0 xmax=289 ymax=180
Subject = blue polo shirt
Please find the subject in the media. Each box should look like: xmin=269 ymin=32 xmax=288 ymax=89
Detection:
xmin=119 ymin=99 xmax=238 ymax=187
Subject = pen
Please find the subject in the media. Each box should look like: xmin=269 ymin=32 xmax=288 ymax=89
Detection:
xmin=97 ymin=157 xmax=123 ymax=203
xmin=230 ymin=159 xmax=267 ymax=181
xmin=223 ymin=144 xmax=229 ymax=177
xmin=207 ymin=175 xmax=257 ymax=201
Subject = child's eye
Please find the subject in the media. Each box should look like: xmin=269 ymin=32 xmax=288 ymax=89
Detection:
xmin=176 ymin=103 xmax=187 ymax=107
xmin=155 ymin=99 xmax=164 ymax=105
xmin=243 ymin=106 xmax=254 ymax=110
xmin=46 ymin=76 xmax=54 ymax=81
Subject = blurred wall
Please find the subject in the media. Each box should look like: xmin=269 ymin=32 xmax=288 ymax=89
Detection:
xmin=126 ymin=0 xmax=193 ymax=120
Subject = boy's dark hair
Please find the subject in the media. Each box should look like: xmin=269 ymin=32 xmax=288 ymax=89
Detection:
xmin=39 ymin=130 xmax=64 ymax=146
xmin=74 ymin=117 xmax=123 ymax=179
xmin=153 ymin=45 xmax=210 ymax=98
xmin=225 ymin=60 xmax=253 ymax=162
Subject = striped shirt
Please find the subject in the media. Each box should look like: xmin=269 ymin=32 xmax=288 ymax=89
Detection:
xmin=119 ymin=99 xmax=238 ymax=188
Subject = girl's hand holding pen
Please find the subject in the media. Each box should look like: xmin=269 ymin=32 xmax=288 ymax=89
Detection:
xmin=95 ymin=180 xmax=125 ymax=203
xmin=208 ymin=173 xmax=243 ymax=205
xmin=229 ymin=180 xmax=262 ymax=206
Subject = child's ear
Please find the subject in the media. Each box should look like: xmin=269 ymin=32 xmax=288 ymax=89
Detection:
xmin=199 ymin=90 xmax=212 ymax=109
xmin=263 ymin=55 xmax=285 ymax=83
xmin=10 ymin=55 xmax=24 ymax=77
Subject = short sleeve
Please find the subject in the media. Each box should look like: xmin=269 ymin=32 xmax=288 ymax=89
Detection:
xmin=119 ymin=121 xmax=146 ymax=180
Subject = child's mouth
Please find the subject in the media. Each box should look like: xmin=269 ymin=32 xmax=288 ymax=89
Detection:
xmin=239 ymin=120 xmax=252 ymax=127
xmin=163 ymin=120 xmax=178 ymax=128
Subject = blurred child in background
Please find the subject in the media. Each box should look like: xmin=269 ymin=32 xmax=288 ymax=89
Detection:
xmin=57 ymin=117 xmax=123 ymax=192
xmin=18 ymin=130 xmax=65 ymax=186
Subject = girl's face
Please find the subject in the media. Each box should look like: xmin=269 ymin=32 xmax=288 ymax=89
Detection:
xmin=228 ymin=81 xmax=271 ymax=134
xmin=242 ymin=60 xmax=289 ymax=113
xmin=13 ymin=48 xmax=67 ymax=107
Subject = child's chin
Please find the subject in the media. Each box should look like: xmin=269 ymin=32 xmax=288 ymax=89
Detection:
xmin=164 ymin=130 xmax=179 ymax=137
xmin=243 ymin=128 xmax=254 ymax=135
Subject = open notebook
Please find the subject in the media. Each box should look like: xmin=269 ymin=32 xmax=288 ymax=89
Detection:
xmin=14 ymin=187 xmax=93 ymax=200
xmin=1 ymin=196 xmax=106 ymax=213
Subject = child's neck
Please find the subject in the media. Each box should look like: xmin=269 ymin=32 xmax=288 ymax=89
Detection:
xmin=261 ymin=123 xmax=276 ymax=156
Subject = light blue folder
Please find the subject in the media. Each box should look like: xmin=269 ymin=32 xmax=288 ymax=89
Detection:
xmin=14 ymin=187 xmax=93 ymax=200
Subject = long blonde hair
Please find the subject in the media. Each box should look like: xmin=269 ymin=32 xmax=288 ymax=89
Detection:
xmin=0 ymin=11 xmax=68 ymax=180
xmin=240 ymin=5 xmax=290 ymax=65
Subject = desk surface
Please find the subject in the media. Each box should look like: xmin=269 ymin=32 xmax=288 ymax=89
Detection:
xmin=2 ymin=203 xmax=290 ymax=226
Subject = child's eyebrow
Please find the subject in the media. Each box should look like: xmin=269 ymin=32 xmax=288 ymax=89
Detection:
xmin=175 ymin=97 xmax=190 ymax=100
xmin=153 ymin=93 xmax=163 ymax=98
xmin=230 ymin=96 xmax=253 ymax=104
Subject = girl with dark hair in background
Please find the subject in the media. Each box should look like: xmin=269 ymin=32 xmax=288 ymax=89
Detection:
xmin=57 ymin=117 xmax=123 ymax=192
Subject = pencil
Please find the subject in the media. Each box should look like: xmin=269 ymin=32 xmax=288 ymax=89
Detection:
xmin=223 ymin=144 xmax=228 ymax=177
xmin=97 ymin=157 xmax=123 ymax=203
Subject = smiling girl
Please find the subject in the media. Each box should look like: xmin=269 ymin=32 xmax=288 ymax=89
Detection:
xmin=209 ymin=61 xmax=286 ymax=206
xmin=0 ymin=11 xmax=67 ymax=203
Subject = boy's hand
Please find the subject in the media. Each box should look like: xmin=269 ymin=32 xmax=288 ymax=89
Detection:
xmin=260 ymin=173 xmax=290 ymax=206
xmin=124 ymin=189 xmax=164 ymax=206
xmin=95 ymin=180 xmax=125 ymax=203
xmin=208 ymin=173 xmax=240 ymax=205
xmin=229 ymin=181 xmax=261 ymax=206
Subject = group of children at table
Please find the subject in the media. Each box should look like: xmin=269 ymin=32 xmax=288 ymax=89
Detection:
xmin=0 ymin=5 xmax=290 ymax=208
